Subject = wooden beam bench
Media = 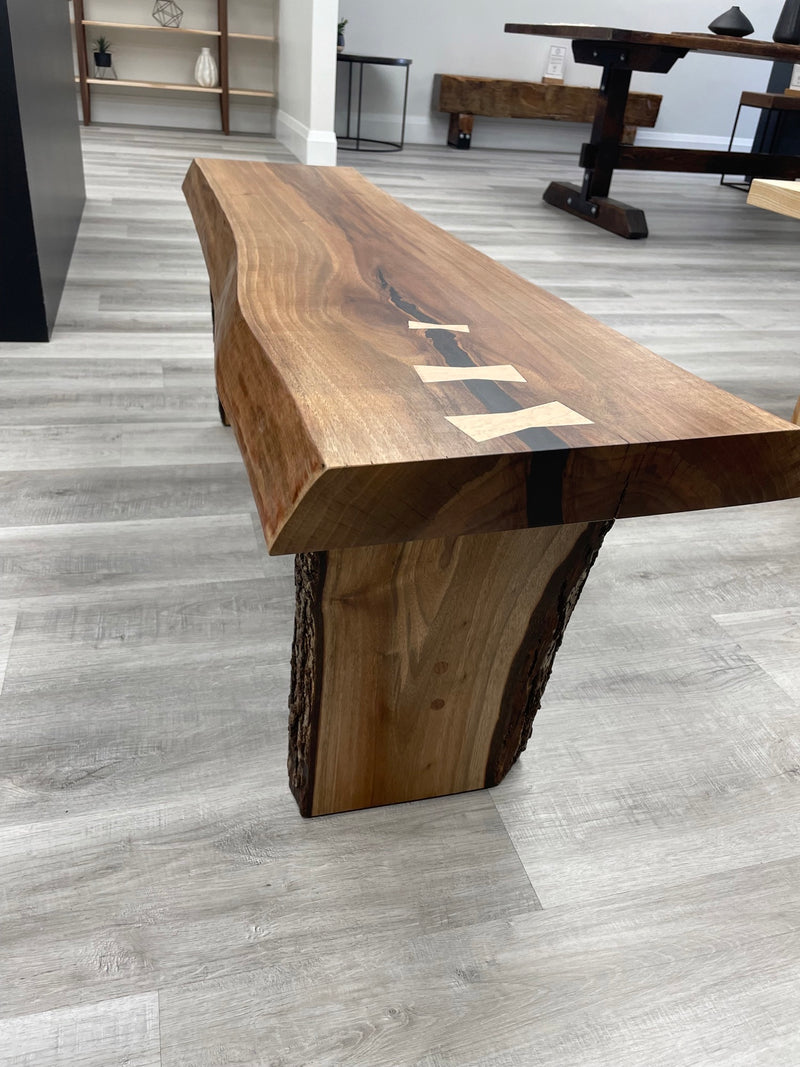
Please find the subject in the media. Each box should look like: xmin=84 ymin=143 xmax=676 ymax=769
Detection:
xmin=436 ymin=74 xmax=661 ymax=149
xmin=183 ymin=158 xmax=800 ymax=817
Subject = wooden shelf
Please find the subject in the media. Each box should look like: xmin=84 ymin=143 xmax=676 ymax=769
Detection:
xmin=80 ymin=77 xmax=276 ymax=99
xmin=72 ymin=0 xmax=277 ymax=133
xmin=230 ymin=87 xmax=276 ymax=97
xmin=83 ymin=77 xmax=222 ymax=94
xmin=82 ymin=20 xmax=221 ymax=37
xmin=229 ymin=32 xmax=276 ymax=41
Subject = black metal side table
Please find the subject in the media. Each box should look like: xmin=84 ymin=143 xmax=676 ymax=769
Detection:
xmin=721 ymin=91 xmax=800 ymax=189
xmin=336 ymin=53 xmax=412 ymax=152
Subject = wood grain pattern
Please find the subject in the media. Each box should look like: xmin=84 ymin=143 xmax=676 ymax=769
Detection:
xmin=438 ymin=75 xmax=661 ymax=128
xmin=0 ymin=608 xmax=16 ymax=695
xmin=747 ymin=178 xmax=800 ymax=220
xmin=157 ymin=857 xmax=800 ymax=1066
xmin=289 ymin=523 xmax=611 ymax=816
xmin=714 ymin=606 xmax=800 ymax=703
xmin=0 ymin=993 xmax=160 ymax=1067
xmin=183 ymin=158 xmax=800 ymax=556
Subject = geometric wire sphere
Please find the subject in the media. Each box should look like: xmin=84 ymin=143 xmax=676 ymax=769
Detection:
xmin=152 ymin=0 xmax=184 ymax=28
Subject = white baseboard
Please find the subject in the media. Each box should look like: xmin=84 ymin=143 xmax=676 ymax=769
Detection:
xmin=633 ymin=129 xmax=751 ymax=152
xmin=338 ymin=111 xmax=756 ymax=155
xmin=339 ymin=112 xmax=585 ymax=152
xmin=277 ymin=110 xmax=337 ymax=165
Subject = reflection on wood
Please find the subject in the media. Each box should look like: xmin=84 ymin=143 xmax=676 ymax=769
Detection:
xmin=183 ymin=158 xmax=800 ymax=555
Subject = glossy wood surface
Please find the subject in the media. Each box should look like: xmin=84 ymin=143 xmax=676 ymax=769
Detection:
xmin=183 ymin=158 xmax=800 ymax=555
xmin=505 ymin=24 xmax=800 ymax=62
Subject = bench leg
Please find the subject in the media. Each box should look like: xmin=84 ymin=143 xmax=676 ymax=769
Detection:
xmin=288 ymin=520 xmax=612 ymax=816
xmin=622 ymin=124 xmax=637 ymax=145
xmin=447 ymin=112 xmax=473 ymax=149
xmin=543 ymin=58 xmax=649 ymax=239
xmin=543 ymin=181 xmax=648 ymax=239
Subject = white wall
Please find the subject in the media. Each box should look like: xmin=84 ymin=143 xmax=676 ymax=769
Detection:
xmin=277 ymin=0 xmax=338 ymax=163
xmin=336 ymin=0 xmax=785 ymax=150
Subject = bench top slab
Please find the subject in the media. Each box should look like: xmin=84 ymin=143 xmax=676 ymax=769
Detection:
xmin=183 ymin=158 xmax=800 ymax=553
xmin=504 ymin=25 xmax=800 ymax=63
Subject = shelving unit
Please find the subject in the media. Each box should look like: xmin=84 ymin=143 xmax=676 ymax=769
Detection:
xmin=72 ymin=0 xmax=276 ymax=133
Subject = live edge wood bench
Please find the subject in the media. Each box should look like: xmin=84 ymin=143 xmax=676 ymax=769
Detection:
xmin=183 ymin=158 xmax=800 ymax=817
xmin=436 ymin=74 xmax=661 ymax=149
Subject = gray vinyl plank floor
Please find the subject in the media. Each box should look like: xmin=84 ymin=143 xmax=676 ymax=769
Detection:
xmin=1 ymin=124 xmax=799 ymax=1065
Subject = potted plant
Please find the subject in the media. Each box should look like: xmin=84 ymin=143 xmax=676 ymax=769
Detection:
xmin=337 ymin=19 xmax=347 ymax=52
xmin=92 ymin=36 xmax=114 ymax=77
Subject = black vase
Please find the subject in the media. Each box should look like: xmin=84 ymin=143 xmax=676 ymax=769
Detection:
xmin=708 ymin=6 xmax=755 ymax=36
xmin=94 ymin=51 xmax=112 ymax=67
xmin=773 ymin=0 xmax=800 ymax=43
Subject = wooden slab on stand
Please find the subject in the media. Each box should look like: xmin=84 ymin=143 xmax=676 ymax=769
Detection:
xmin=436 ymin=74 xmax=661 ymax=149
xmin=437 ymin=74 xmax=661 ymax=127
xmin=183 ymin=159 xmax=800 ymax=554
xmin=183 ymin=158 xmax=800 ymax=816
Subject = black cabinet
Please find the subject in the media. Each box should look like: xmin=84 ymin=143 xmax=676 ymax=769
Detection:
xmin=1 ymin=0 xmax=85 ymax=340
xmin=754 ymin=61 xmax=800 ymax=154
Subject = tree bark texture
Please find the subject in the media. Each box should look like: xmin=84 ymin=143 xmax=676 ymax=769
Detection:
xmin=289 ymin=521 xmax=612 ymax=816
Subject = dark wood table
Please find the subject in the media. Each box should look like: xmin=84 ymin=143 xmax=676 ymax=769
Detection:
xmin=505 ymin=24 xmax=800 ymax=237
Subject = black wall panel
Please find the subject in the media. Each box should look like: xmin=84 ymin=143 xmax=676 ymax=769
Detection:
xmin=1 ymin=0 xmax=85 ymax=341
xmin=753 ymin=61 xmax=800 ymax=156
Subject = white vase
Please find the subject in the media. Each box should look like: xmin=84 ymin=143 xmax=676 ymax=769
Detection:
xmin=194 ymin=47 xmax=218 ymax=88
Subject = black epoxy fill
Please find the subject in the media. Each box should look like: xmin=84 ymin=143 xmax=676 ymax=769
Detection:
xmin=379 ymin=270 xmax=568 ymax=454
